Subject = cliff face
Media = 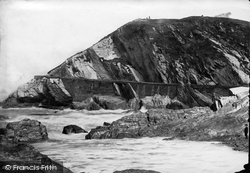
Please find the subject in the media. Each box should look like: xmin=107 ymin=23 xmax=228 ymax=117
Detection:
xmin=2 ymin=16 xmax=250 ymax=108
xmin=49 ymin=17 xmax=250 ymax=85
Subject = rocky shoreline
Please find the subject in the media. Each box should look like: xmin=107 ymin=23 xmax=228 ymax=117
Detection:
xmin=85 ymin=94 xmax=249 ymax=152
xmin=0 ymin=90 xmax=248 ymax=173
xmin=0 ymin=119 xmax=73 ymax=173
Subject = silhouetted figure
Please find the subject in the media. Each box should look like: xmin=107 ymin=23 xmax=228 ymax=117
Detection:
xmin=244 ymin=124 xmax=248 ymax=139
xmin=139 ymin=100 xmax=143 ymax=110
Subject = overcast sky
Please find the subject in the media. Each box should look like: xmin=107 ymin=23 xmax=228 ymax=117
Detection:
xmin=0 ymin=0 xmax=250 ymax=101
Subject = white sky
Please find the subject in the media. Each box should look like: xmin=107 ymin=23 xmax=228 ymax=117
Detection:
xmin=0 ymin=0 xmax=250 ymax=101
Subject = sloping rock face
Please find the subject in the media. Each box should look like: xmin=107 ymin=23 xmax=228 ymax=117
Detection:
xmin=5 ymin=119 xmax=48 ymax=142
xmin=3 ymin=16 xmax=250 ymax=108
xmin=49 ymin=17 xmax=250 ymax=85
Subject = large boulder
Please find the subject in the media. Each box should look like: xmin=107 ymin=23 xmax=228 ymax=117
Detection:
xmin=0 ymin=135 xmax=73 ymax=173
xmin=5 ymin=119 xmax=48 ymax=142
xmin=62 ymin=125 xmax=88 ymax=134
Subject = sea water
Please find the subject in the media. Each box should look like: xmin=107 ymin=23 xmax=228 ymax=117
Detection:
xmin=0 ymin=108 xmax=247 ymax=173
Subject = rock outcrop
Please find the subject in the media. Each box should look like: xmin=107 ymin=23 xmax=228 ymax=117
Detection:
xmin=0 ymin=137 xmax=73 ymax=173
xmin=2 ymin=16 xmax=250 ymax=108
xmin=2 ymin=78 xmax=72 ymax=108
xmin=0 ymin=121 xmax=73 ymax=173
xmin=4 ymin=119 xmax=48 ymax=142
xmin=85 ymin=107 xmax=214 ymax=139
xmin=62 ymin=125 xmax=88 ymax=134
xmin=86 ymin=92 xmax=249 ymax=151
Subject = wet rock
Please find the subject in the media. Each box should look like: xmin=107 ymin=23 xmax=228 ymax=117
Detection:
xmin=72 ymin=97 xmax=101 ymax=110
xmin=103 ymin=122 xmax=111 ymax=126
xmin=0 ymin=128 xmax=7 ymax=136
xmin=0 ymin=115 xmax=9 ymax=120
xmin=85 ymin=126 xmax=109 ymax=139
xmin=5 ymin=119 xmax=48 ymax=142
xmin=113 ymin=169 xmax=161 ymax=173
xmin=0 ymin=136 xmax=73 ymax=173
xmin=93 ymin=95 xmax=128 ymax=110
xmin=62 ymin=125 xmax=88 ymax=134
xmin=86 ymin=97 xmax=249 ymax=152
xmin=86 ymin=107 xmax=214 ymax=139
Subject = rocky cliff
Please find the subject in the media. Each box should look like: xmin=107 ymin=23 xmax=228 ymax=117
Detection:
xmin=48 ymin=16 xmax=250 ymax=85
xmin=2 ymin=16 xmax=250 ymax=108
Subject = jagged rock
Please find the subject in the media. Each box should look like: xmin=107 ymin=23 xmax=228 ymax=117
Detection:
xmin=72 ymin=97 xmax=101 ymax=110
xmin=86 ymin=93 xmax=249 ymax=152
xmin=113 ymin=169 xmax=161 ymax=173
xmin=2 ymin=77 xmax=72 ymax=108
xmin=93 ymin=95 xmax=128 ymax=110
xmin=85 ymin=107 xmax=215 ymax=139
xmin=2 ymin=78 xmax=48 ymax=108
xmin=5 ymin=119 xmax=48 ymax=142
xmin=62 ymin=125 xmax=88 ymax=134
xmin=46 ymin=78 xmax=73 ymax=105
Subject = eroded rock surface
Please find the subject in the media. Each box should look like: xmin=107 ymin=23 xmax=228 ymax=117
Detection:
xmin=5 ymin=119 xmax=48 ymax=142
xmin=86 ymin=93 xmax=249 ymax=151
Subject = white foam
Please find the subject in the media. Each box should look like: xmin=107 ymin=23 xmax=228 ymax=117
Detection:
xmin=2 ymin=108 xmax=247 ymax=173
